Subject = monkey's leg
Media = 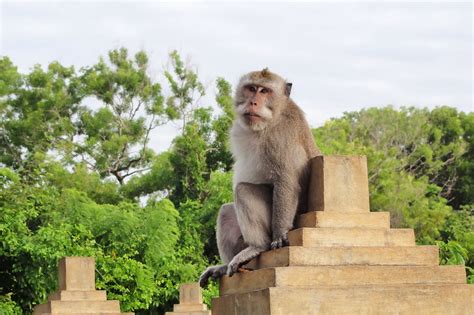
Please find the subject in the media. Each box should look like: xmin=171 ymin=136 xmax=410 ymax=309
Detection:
xmin=199 ymin=203 xmax=246 ymax=287
xmin=217 ymin=203 xmax=247 ymax=264
xmin=227 ymin=183 xmax=273 ymax=276
xmin=271 ymin=177 xmax=301 ymax=249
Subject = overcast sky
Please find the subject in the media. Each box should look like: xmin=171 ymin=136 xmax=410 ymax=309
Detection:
xmin=1 ymin=0 xmax=472 ymax=151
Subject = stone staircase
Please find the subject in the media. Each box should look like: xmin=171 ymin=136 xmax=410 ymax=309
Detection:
xmin=211 ymin=156 xmax=474 ymax=314
xmin=33 ymin=257 xmax=133 ymax=315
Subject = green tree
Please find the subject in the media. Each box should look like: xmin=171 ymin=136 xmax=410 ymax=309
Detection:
xmin=452 ymin=112 xmax=474 ymax=208
xmin=0 ymin=58 xmax=82 ymax=174
xmin=164 ymin=50 xmax=205 ymax=131
xmin=78 ymin=48 xmax=172 ymax=184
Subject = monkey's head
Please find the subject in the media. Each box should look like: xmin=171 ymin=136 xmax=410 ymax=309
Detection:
xmin=234 ymin=68 xmax=292 ymax=131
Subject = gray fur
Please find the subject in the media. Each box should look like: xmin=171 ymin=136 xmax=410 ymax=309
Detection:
xmin=198 ymin=69 xmax=320 ymax=287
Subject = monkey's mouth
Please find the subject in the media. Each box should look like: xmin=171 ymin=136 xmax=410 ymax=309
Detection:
xmin=244 ymin=113 xmax=261 ymax=118
xmin=243 ymin=113 xmax=264 ymax=124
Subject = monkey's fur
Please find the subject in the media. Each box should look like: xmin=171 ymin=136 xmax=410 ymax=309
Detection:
xmin=199 ymin=69 xmax=320 ymax=287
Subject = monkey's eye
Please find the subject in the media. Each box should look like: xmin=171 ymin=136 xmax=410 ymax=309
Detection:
xmin=245 ymin=85 xmax=257 ymax=93
xmin=260 ymin=88 xmax=269 ymax=94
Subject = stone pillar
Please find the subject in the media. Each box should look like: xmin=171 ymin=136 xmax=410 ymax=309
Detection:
xmin=166 ymin=283 xmax=211 ymax=315
xmin=33 ymin=257 xmax=133 ymax=315
xmin=307 ymin=155 xmax=370 ymax=212
xmin=58 ymin=256 xmax=95 ymax=291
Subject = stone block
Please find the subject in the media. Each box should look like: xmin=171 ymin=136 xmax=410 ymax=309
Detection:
xmin=166 ymin=283 xmax=211 ymax=315
xmin=173 ymin=303 xmax=208 ymax=312
xmin=307 ymin=155 xmax=370 ymax=213
xmin=220 ymin=265 xmax=466 ymax=296
xmin=58 ymin=257 xmax=95 ymax=291
xmin=288 ymin=227 xmax=415 ymax=247
xmin=244 ymin=245 xmax=439 ymax=270
xmin=34 ymin=300 xmax=120 ymax=313
xmin=212 ymin=284 xmax=474 ymax=315
xmin=296 ymin=211 xmax=390 ymax=228
xmin=48 ymin=290 xmax=106 ymax=301
xmin=33 ymin=256 xmax=133 ymax=315
xmin=179 ymin=283 xmax=203 ymax=304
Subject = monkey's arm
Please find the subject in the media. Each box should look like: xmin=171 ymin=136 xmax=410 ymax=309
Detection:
xmin=271 ymin=174 xmax=300 ymax=249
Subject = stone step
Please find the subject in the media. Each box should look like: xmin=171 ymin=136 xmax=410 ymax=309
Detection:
xmin=48 ymin=290 xmax=107 ymax=301
xmin=173 ymin=303 xmax=209 ymax=311
xmin=212 ymin=284 xmax=474 ymax=315
xmin=33 ymin=300 xmax=121 ymax=314
xmin=288 ymin=227 xmax=415 ymax=247
xmin=244 ymin=245 xmax=439 ymax=270
xmin=296 ymin=211 xmax=390 ymax=228
xmin=220 ymin=265 xmax=466 ymax=296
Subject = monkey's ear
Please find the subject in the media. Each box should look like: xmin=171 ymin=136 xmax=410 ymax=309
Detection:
xmin=285 ymin=83 xmax=292 ymax=97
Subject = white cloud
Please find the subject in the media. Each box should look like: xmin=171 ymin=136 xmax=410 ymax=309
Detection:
xmin=1 ymin=1 xmax=472 ymax=151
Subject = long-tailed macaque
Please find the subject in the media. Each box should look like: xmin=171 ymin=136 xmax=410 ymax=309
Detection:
xmin=199 ymin=69 xmax=320 ymax=287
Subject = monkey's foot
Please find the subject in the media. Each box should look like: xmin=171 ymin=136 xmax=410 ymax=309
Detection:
xmin=227 ymin=246 xmax=264 ymax=277
xmin=270 ymin=233 xmax=289 ymax=250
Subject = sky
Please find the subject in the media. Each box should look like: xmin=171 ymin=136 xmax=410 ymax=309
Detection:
xmin=1 ymin=0 xmax=473 ymax=152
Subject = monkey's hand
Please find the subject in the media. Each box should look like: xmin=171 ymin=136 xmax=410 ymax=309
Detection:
xmin=270 ymin=232 xmax=289 ymax=250
xmin=198 ymin=265 xmax=227 ymax=287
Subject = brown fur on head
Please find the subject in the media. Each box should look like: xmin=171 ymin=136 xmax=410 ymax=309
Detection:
xmin=234 ymin=69 xmax=290 ymax=131
xmin=237 ymin=68 xmax=287 ymax=96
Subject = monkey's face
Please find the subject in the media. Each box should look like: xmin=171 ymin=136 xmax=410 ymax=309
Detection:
xmin=235 ymin=84 xmax=274 ymax=131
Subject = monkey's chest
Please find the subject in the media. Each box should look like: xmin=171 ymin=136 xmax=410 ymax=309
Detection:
xmin=232 ymin=149 xmax=272 ymax=188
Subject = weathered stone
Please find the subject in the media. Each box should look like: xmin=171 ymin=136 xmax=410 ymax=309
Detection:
xmin=220 ymin=265 xmax=466 ymax=296
xmin=166 ymin=283 xmax=211 ymax=315
xmin=296 ymin=211 xmax=390 ymax=228
xmin=173 ymin=303 xmax=208 ymax=311
xmin=179 ymin=283 xmax=203 ymax=304
xmin=211 ymin=155 xmax=472 ymax=314
xmin=288 ymin=227 xmax=415 ymax=247
xmin=33 ymin=300 xmax=120 ymax=313
xmin=212 ymin=289 xmax=270 ymax=315
xmin=58 ymin=257 xmax=95 ymax=291
xmin=212 ymin=285 xmax=474 ymax=315
xmin=244 ymin=245 xmax=439 ymax=270
xmin=48 ymin=290 xmax=106 ymax=301
xmin=307 ymin=155 xmax=370 ymax=213
xmin=33 ymin=257 xmax=132 ymax=315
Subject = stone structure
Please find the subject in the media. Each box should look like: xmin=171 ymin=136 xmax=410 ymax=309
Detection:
xmin=212 ymin=155 xmax=474 ymax=314
xmin=165 ymin=283 xmax=211 ymax=315
xmin=33 ymin=257 xmax=133 ymax=315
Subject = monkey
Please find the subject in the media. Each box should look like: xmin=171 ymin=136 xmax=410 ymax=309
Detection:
xmin=199 ymin=68 xmax=320 ymax=287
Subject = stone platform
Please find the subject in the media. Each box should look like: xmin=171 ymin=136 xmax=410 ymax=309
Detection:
xmin=211 ymin=155 xmax=474 ymax=314
xmin=33 ymin=257 xmax=133 ymax=315
xmin=165 ymin=283 xmax=211 ymax=315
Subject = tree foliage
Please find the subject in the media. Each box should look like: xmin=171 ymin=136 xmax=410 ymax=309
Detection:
xmin=1 ymin=49 xmax=473 ymax=314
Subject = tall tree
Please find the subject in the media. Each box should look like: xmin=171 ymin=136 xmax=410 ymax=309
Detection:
xmin=0 ymin=58 xmax=82 ymax=174
xmin=164 ymin=50 xmax=205 ymax=131
xmin=78 ymin=48 xmax=171 ymax=184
